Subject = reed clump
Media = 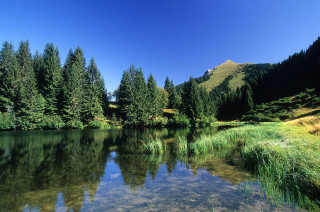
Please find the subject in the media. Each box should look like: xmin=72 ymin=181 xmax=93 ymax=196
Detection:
xmin=190 ymin=123 xmax=320 ymax=209
xmin=142 ymin=138 xmax=165 ymax=154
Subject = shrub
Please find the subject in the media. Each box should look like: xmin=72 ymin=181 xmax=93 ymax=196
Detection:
xmin=168 ymin=113 xmax=191 ymax=127
xmin=40 ymin=115 xmax=65 ymax=129
xmin=16 ymin=117 xmax=35 ymax=130
xmin=86 ymin=119 xmax=109 ymax=129
xmin=0 ymin=112 xmax=16 ymax=130
xmin=65 ymin=120 xmax=84 ymax=129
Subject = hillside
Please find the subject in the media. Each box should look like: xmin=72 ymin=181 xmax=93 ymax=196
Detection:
xmin=200 ymin=60 xmax=250 ymax=91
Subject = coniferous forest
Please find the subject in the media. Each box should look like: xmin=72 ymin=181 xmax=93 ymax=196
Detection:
xmin=0 ymin=37 xmax=320 ymax=130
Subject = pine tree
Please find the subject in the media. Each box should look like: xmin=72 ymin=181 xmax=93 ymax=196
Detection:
xmin=199 ymin=85 xmax=215 ymax=116
xmin=182 ymin=77 xmax=204 ymax=122
xmin=164 ymin=76 xmax=171 ymax=91
xmin=117 ymin=70 xmax=134 ymax=122
xmin=117 ymin=65 xmax=150 ymax=126
xmin=241 ymin=83 xmax=254 ymax=112
xmin=147 ymin=73 xmax=162 ymax=118
xmin=33 ymin=50 xmax=44 ymax=90
xmin=41 ymin=43 xmax=62 ymax=115
xmin=168 ymin=80 xmax=178 ymax=108
xmin=0 ymin=42 xmax=19 ymax=112
xmin=82 ymin=58 xmax=104 ymax=121
xmin=132 ymin=67 xmax=149 ymax=125
xmin=15 ymin=41 xmax=45 ymax=125
xmin=87 ymin=58 xmax=108 ymax=116
xmin=62 ymin=47 xmax=86 ymax=122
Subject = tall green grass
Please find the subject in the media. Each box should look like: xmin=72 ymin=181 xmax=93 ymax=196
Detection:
xmin=143 ymin=123 xmax=320 ymax=209
xmin=189 ymin=123 xmax=320 ymax=209
xmin=142 ymin=138 xmax=165 ymax=154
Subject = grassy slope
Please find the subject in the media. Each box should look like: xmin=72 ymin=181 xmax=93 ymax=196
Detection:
xmin=243 ymin=88 xmax=320 ymax=122
xmin=200 ymin=60 xmax=249 ymax=91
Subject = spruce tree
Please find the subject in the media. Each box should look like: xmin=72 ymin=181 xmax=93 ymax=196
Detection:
xmin=62 ymin=47 xmax=86 ymax=122
xmin=182 ymin=77 xmax=204 ymax=122
xmin=41 ymin=43 xmax=62 ymax=115
xmin=164 ymin=76 xmax=171 ymax=91
xmin=168 ymin=80 xmax=178 ymax=108
xmin=82 ymin=58 xmax=104 ymax=121
xmin=147 ymin=73 xmax=162 ymax=118
xmin=87 ymin=58 xmax=108 ymax=116
xmin=132 ymin=67 xmax=149 ymax=125
xmin=33 ymin=51 xmax=44 ymax=89
xmin=0 ymin=42 xmax=19 ymax=112
xmin=199 ymin=85 xmax=215 ymax=116
xmin=241 ymin=83 xmax=254 ymax=112
xmin=117 ymin=70 xmax=134 ymax=122
xmin=15 ymin=41 xmax=45 ymax=125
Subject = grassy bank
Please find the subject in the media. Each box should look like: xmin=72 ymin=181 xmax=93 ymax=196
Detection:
xmin=143 ymin=120 xmax=320 ymax=209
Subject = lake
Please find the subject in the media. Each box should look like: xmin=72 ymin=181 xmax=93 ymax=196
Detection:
xmin=0 ymin=127 xmax=298 ymax=211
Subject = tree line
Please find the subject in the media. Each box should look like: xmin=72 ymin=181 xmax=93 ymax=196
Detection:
xmin=0 ymin=40 xmax=108 ymax=130
xmin=116 ymin=65 xmax=216 ymax=127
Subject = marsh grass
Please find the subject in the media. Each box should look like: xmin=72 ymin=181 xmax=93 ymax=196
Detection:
xmin=142 ymin=138 xmax=166 ymax=154
xmin=144 ymin=122 xmax=320 ymax=209
xmin=191 ymin=123 xmax=320 ymax=209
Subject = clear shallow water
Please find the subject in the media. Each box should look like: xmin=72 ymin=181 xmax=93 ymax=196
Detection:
xmin=0 ymin=128 xmax=298 ymax=211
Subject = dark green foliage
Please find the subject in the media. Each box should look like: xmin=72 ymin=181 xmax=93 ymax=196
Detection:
xmin=117 ymin=65 xmax=150 ymax=126
xmin=168 ymin=113 xmax=191 ymax=127
xmin=65 ymin=119 xmax=84 ymax=129
xmin=82 ymin=58 xmax=106 ymax=122
xmin=0 ymin=41 xmax=109 ymax=130
xmin=40 ymin=115 xmax=65 ymax=129
xmin=243 ymin=88 xmax=319 ymax=121
xmin=199 ymin=86 xmax=216 ymax=117
xmin=251 ymin=37 xmax=320 ymax=103
xmin=0 ymin=112 xmax=16 ymax=130
xmin=0 ymin=42 xmax=19 ymax=113
xmin=164 ymin=76 xmax=178 ymax=108
xmin=15 ymin=41 xmax=45 ymax=126
xmin=62 ymin=47 xmax=87 ymax=123
xmin=41 ymin=43 xmax=62 ymax=115
xmin=86 ymin=119 xmax=108 ymax=129
xmin=117 ymin=70 xmax=134 ymax=122
xmin=86 ymin=58 xmax=109 ymax=116
xmin=147 ymin=73 xmax=162 ymax=118
xmin=181 ymin=77 xmax=204 ymax=122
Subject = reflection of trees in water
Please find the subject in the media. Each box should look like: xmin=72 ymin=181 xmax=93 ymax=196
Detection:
xmin=0 ymin=126 xmax=242 ymax=211
xmin=0 ymin=130 xmax=111 ymax=212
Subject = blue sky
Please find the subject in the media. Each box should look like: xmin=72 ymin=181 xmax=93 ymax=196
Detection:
xmin=1 ymin=0 xmax=320 ymax=92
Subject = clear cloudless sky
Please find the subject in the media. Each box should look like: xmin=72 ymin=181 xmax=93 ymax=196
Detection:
xmin=1 ymin=0 xmax=320 ymax=92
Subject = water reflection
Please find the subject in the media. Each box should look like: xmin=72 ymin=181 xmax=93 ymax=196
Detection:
xmin=0 ymin=128 xmax=296 ymax=211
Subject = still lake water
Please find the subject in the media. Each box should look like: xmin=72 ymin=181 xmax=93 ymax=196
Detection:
xmin=0 ymin=127 xmax=298 ymax=211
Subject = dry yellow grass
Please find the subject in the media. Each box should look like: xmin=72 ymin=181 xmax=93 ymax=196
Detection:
xmin=286 ymin=115 xmax=320 ymax=136
xmin=163 ymin=108 xmax=177 ymax=114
